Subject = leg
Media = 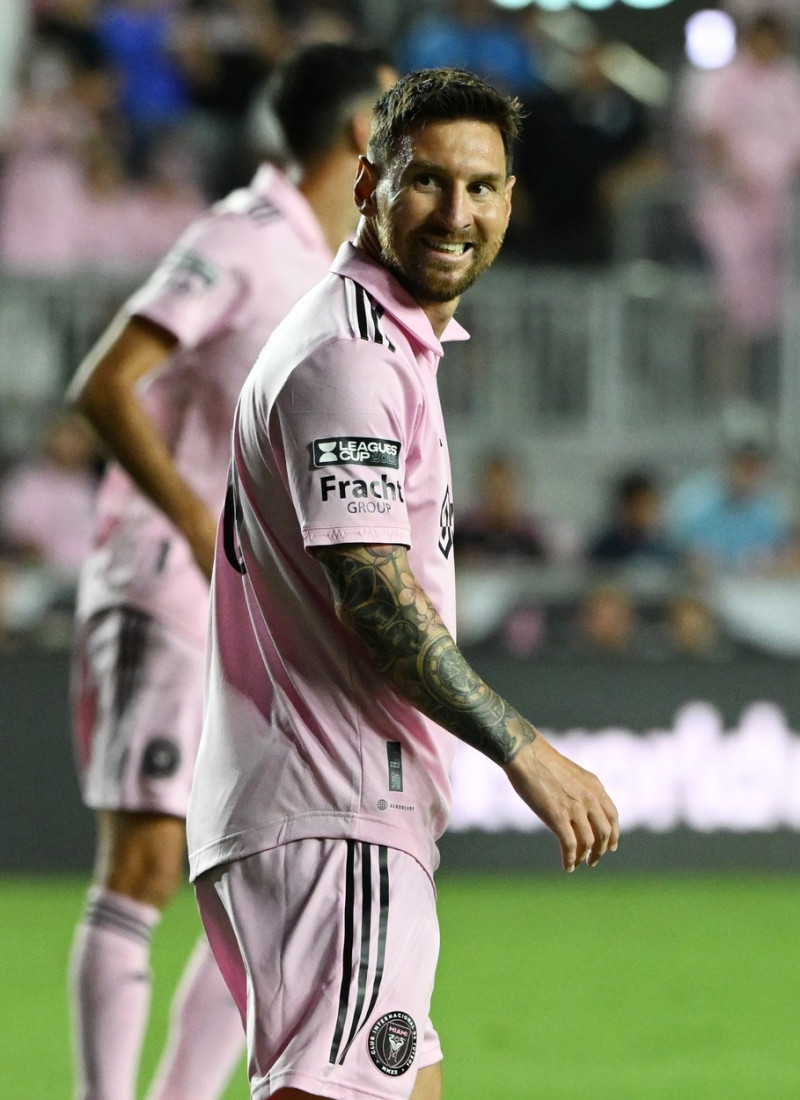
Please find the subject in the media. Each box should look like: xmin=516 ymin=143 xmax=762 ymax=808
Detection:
xmin=72 ymin=609 xmax=242 ymax=1099
xmin=70 ymin=810 xmax=186 ymax=1100
xmin=144 ymin=935 xmax=245 ymax=1100
xmin=411 ymin=1062 xmax=443 ymax=1100
xmin=197 ymin=843 xmax=440 ymax=1100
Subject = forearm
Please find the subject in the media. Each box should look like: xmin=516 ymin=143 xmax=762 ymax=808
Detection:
xmin=80 ymin=374 xmax=209 ymax=533
xmin=68 ymin=313 xmax=217 ymax=576
xmin=314 ymin=544 xmax=536 ymax=765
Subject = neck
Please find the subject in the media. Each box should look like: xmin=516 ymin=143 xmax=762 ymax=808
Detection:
xmin=297 ymin=149 xmax=362 ymax=256
xmin=353 ymin=218 xmax=460 ymax=340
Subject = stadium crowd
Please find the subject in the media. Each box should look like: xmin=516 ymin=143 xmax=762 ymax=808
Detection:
xmin=3 ymin=0 xmax=800 ymax=660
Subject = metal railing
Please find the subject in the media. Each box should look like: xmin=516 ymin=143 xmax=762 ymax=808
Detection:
xmin=0 ymin=257 xmax=789 ymax=468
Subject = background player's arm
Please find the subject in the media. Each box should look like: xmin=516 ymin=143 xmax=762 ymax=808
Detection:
xmin=313 ymin=543 xmax=619 ymax=871
xmin=67 ymin=312 xmax=218 ymax=579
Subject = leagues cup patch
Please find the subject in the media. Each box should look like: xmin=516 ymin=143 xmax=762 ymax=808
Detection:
xmin=368 ymin=1012 xmax=417 ymax=1077
xmin=312 ymin=437 xmax=400 ymax=469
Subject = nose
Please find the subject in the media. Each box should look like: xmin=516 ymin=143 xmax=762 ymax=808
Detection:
xmin=433 ymin=183 xmax=472 ymax=232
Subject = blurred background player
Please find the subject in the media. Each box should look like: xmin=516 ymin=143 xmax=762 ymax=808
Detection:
xmin=66 ymin=41 xmax=396 ymax=1100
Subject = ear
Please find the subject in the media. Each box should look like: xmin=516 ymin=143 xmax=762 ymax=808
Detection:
xmin=354 ymin=156 xmax=380 ymax=217
xmin=503 ymin=174 xmax=515 ymax=228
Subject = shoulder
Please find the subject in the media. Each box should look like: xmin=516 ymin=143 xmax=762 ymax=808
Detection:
xmin=213 ymin=184 xmax=287 ymax=230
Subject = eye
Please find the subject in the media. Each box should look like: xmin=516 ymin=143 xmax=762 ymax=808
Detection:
xmin=413 ymin=172 xmax=440 ymax=191
xmin=470 ymin=181 xmax=496 ymax=197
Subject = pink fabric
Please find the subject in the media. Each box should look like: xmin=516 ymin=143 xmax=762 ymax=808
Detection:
xmin=0 ymin=101 xmax=94 ymax=272
xmin=77 ymin=166 xmax=332 ymax=645
xmin=73 ymin=608 xmax=205 ymax=816
xmin=187 ymin=243 xmax=469 ymax=882
xmin=686 ymin=54 xmax=800 ymax=335
xmin=0 ymin=462 xmax=96 ymax=578
xmin=72 ymin=187 xmax=206 ymax=272
xmin=195 ymin=840 xmax=441 ymax=1100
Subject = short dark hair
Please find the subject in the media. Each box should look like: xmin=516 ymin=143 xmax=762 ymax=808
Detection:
xmin=270 ymin=42 xmax=394 ymax=165
xmin=615 ymin=471 xmax=658 ymax=507
xmin=367 ymin=68 xmax=524 ymax=176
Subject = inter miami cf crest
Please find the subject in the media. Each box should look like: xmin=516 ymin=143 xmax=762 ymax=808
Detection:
xmin=368 ymin=1011 xmax=417 ymax=1076
xmin=141 ymin=736 xmax=181 ymax=779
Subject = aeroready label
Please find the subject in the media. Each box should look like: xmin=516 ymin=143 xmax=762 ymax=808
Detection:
xmin=312 ymin=437 xmax=401 ymax=470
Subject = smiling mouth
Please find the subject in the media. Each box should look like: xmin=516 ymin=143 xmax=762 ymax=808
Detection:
xmin=422 ymin=238 xmax=474 ymax=257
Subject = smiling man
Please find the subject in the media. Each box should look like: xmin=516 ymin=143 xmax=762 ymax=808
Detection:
xmin=188 ymin=69 xmax=619 ymax=1100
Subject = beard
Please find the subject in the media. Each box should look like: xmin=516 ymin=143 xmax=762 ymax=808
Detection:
xmin=377 ymin=223 xmax=506 ymax=304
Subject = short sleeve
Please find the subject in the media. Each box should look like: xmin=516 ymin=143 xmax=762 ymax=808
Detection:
xmin=126 ymin=215 xmax=250 ymax=350
xmin=275 ymin=338 xmax=418 ymax=549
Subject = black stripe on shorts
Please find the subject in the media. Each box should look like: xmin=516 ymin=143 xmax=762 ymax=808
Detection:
xmin=329 ymin=842 xmax=390 ymax=1065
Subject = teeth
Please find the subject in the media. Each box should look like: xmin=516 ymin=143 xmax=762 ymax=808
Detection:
xmin=429 ymin=241 xmax=467 ymax=254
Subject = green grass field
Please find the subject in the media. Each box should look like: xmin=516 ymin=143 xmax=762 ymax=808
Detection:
xmin=2 ymin=872 xmax=798 ymax=1098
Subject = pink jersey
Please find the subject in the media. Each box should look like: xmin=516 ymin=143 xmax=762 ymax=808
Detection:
xmin=187 ymin=243 xmax=469 ymax=881
xmin=76 ymin=166 xmax=332 ymax=644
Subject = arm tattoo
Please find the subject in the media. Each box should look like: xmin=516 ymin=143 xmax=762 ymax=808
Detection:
xmin=315 ymin=545 xmax=536 ymax=765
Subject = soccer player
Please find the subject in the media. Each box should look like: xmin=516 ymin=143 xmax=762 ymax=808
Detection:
xmin=66 ymin=42 xmax=396 ymax=1100
xmin=188 ymin=68 xmax=620 ymax=1100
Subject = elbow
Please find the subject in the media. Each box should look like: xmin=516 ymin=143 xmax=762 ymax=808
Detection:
xmin=68 ymin=365 xmax=123 ymax=436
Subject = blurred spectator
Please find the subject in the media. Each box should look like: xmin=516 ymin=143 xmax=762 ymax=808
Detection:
xmin=677 ymin=11 xmax=800 ymax=402
xmin=0 ymin=410 xmax=100 ymax=578
xmin=454 ymin=451 xmax=560 ymax=564
xmin=588 ymin=469 xmax=678 ymax=567
xmin=0 ymin=0 xmax=29 ymax=130
xmin=515 ymin=37 xmax=655 ymax=264
xmin=34 ymin=0 xmax=106 ymax=76
xmin=75 ymin=129 xmax=205 ymax=269
xmin=34 ymin=0 xmax=119 ymax=122
xmin=175 ymin=0 xmax=291 ymax=197
xmin=0 ymin=411 xmax=101 ymax=641
xmin=285 ymin=0 xmax=363 ymax=45
xmin=0 ymin=41 xmax=99 ymax=272
xmin=667 ymin=439 xmax=794 ymax=574
xmin=724 ymin=0 xmax=800 ymax=32
xmin=399 ymin=0 xmax=542 ymax=98
xmin=95 ymin=0 xmax=196 ymax=178
xmin=574 ymin=581 xmax=639 ymax=656
xmin=664 ymin=591 xmax=731 ymax=660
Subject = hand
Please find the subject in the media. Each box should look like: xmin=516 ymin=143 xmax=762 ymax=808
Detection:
xmin=504 ymin=734 xmax=619 ymax=872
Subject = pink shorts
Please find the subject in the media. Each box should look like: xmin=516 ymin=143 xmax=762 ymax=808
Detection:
xmin=72 ymin=607 xmax=204 ymax=817
xmin=195 ymin=838 xmax=443 ymax=1100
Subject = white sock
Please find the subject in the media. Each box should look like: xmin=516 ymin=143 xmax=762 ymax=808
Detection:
xmin=69 ymin=886 xmax=161 ymax=1100
xmin=144 ymin=936 xmax=245 ymax=1100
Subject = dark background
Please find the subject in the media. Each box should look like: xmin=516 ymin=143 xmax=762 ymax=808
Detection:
xmin=6 ymin=644 xmax=800 ymax=874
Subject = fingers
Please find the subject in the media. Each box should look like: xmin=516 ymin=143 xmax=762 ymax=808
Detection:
xmin=504 ymin=737 xmax=620 ymax=871
xmin=557 ymin=796 xmax=620 ymax=873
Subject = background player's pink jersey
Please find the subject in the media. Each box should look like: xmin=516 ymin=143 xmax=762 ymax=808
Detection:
xmin=188 ymin=244 xmax=469 ymax=880
xmin=77 ymin=167 xmax=332 ymax=644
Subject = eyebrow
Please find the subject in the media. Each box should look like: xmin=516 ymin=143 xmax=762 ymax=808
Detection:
xmin=403 ymin=159 xmax=506 ymax=184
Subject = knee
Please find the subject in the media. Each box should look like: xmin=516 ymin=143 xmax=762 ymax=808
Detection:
xmin=106 ymin=852 xmax=183 ymax=909
xmin=99 ymin=814 xmax=187 ymax=909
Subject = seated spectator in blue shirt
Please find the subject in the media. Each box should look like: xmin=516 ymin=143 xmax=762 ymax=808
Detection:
xmin=667 ymin=441 xmax=793 ymax=573
xmin=399 ymin=0 xmax=542 ymax=98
